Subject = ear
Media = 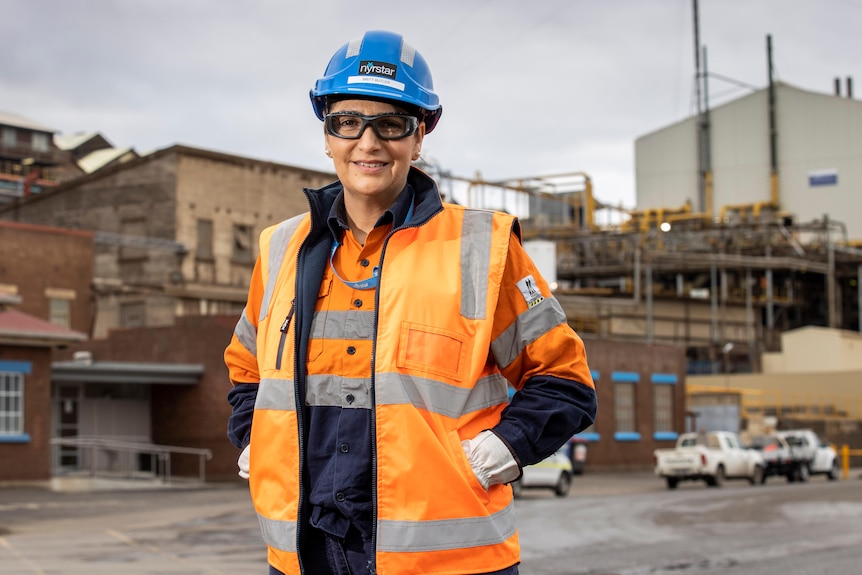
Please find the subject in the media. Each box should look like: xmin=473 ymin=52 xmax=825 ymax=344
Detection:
xmin=413 ymin=122 xmax=426 ymax=161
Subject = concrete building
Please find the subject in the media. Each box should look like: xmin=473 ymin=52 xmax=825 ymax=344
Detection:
xmin=636 ymin=81 xmax=862 ymax=241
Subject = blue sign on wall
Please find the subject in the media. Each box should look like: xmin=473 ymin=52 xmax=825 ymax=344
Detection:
xmin=809 ymin=170 xmax=838 ymax=187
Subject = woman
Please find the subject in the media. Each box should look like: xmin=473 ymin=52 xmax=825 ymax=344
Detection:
xmin=225 ymin=30 xmax=597 ymax=575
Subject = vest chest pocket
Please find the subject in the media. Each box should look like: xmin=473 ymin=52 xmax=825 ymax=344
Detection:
xmin=397 ymin=322 xmax=468 ymax=382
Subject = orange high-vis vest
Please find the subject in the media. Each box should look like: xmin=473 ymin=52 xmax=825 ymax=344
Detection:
xmin=230 ymin=204 xmax=522 ymax=574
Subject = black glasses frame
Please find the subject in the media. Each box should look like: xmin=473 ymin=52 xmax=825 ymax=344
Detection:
xmin=324 ymin=112 xmax=419 ymax=140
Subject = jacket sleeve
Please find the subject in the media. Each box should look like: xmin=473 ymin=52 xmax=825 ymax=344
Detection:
xmin=490 ymin=232 xmax=597 ymax=467
xmin=224 ymin=256 xmax=265 ymax=449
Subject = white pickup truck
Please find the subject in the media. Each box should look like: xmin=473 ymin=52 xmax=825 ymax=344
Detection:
xmin=776 ymin=429 xmax=839 ymax=481
xmin=654 ymin=431 xmax=765 ymax=489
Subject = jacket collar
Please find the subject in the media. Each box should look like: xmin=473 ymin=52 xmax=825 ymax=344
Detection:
xmin=303 ymin=166 xmax=443 ymax=236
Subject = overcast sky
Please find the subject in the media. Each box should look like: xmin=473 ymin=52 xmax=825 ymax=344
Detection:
xmin=3 ymin=0 xmax=860 ymax=212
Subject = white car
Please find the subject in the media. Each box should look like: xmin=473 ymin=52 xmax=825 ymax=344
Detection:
xmin=511 ymin=445 xmax=573 ymax=497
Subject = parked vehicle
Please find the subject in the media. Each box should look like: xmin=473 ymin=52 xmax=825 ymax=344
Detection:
xmin=653 ymin=431 xmax=765 ymax=489
xmin=511 ymin=444 xmax=573 ymax=497
xmin=776 ymin=429 xmax=839 ymax=480
xmin=749 ymin=433 xmax=809 ymax=483
xmin=567 ymin=436 xmax=588 ymax=475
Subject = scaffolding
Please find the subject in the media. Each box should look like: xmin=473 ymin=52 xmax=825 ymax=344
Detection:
xmin=434 ymin=169 xmax=862 ymax=373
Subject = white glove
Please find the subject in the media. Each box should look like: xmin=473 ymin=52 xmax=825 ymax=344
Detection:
xmin=238 ymin=445 xmax=250 ymax=479
xmin=461 ymin=430 xmax=520 ymax=490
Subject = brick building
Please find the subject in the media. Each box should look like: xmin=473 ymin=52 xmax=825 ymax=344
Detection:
xmin=0 ymin=144 xmax=336 ymax=338
xmin=580 ymin=338 xmax=687 ymax=470
xmin=0 ymin=222 xmax=91 ymax=481
xmin=51 ymin=315 xmax=240 ymax=481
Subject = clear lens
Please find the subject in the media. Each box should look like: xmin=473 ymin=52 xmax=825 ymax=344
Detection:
xmin=325 ymin=113 xmax=418 ymax=140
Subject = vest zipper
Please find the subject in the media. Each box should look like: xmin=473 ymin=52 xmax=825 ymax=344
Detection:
xmin=369 ymin=199 xmax=438 ymax=560
xmin=275 ymin=299 xmax=295 ymax=371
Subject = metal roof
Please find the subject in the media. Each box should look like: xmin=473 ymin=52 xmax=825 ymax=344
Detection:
xmin=0 ymin=309 xmax=88 ymax=346
xmin=0 ymin=111 xmax=57 ymax=133
xmin=78 ymin=147 xmax=137 ymax=174
xmin=54 ymin=131 xmax=100 ymax=151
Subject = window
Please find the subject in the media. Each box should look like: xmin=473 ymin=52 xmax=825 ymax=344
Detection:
xmin=653 ymin=384 xmax=673 ymax=432
xmin=2 ymin=127 xmax=16 ymax=147
xmin=196 ymin=219 xmax=214 ymax=259
xmin=651 ymin=373 xmax=678 ymax=440
xmin=31 ymin=132 xmax=50 ymax=152
xmin=232 ymin=223 xmax=254 ymax=263
xmin=120 ymin=301 xmax=146 ymax=327
xmin=49 ymin=298 xmax=71 ymax=328
xmin=0 ymin=370 xmax=25 ymax=436
xmin=120 ymin=218 xmax=148 ymax=261
xmin=615 ymin=382 xmax=636 ymax=433
xmin=45 ymin=288 xmax=75 ymax=329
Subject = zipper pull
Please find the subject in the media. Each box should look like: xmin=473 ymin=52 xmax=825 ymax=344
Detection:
xmin=280 ymin=300 xmax=295 ymax=333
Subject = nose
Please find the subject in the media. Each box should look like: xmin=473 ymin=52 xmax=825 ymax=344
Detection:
xmin=356 ymin=123 xmax=382 ymax=150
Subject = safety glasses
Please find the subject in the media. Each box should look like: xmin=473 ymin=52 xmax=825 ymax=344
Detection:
xmin=324 ymin=112 xmax=419 ymax=140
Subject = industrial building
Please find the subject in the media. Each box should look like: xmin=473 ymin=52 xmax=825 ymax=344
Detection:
xmin=446 ymin=78 xmax=862 ymax=377
xmin=3 ymin=60 xmax=861 ymax=483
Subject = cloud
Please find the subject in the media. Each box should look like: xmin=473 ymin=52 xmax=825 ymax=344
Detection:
xmin=2 ymin=0 xmax=860 ymax=210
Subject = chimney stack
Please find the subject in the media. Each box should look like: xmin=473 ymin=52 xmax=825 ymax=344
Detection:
xmin=847 ymin=76 xmax=854 ymax=99
xmin=834 ymin=77 xmax=841 ymax=96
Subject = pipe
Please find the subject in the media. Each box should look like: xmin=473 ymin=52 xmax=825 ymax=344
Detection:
xmin=767 ymin=35 xmax=780 ymax=209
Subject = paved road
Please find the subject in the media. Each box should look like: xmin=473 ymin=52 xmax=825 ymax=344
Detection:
xmin=1 ymin=471 xmax=860 ymax=574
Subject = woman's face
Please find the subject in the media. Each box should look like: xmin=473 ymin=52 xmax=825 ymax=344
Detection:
xmin=324 ymin=98 xmax=425 ymax=206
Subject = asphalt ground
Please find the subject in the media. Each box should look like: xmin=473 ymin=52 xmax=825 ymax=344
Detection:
xmin=1 ymin=469 xmax=859 ymax=574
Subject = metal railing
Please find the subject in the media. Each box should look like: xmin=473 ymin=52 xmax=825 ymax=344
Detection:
xmin=50 ymin=436 xmax=213 ymax=484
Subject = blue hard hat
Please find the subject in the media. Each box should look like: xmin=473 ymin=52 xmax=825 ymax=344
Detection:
xmin=310 ymin=30 xmax=442 ymax=133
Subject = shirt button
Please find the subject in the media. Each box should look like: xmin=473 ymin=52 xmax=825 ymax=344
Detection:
xmin=346 ymin=394 xmax=355 ymax=404
xmin=360 ymin=259 xmax=370 ymax=267
xmin=353 ymin=299 xmax=363 ymax=308
xmin=340 ymin=443 xmax=349 ymax=453
xmin=336 ymin=492 xmax=346 ymax=502
xmin=347 ymin=346 xmax=356 ymax=355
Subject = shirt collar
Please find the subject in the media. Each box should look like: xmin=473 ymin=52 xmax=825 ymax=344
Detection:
xmin=326 ymin=184 xmax=415 ymax=243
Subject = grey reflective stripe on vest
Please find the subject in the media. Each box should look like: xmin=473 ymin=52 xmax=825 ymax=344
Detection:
xmin=311 ymin=310 xmax=375 ymax=340
xmin=257 ymin=492 xmax=515 ymax=555
xmin=257 ymin=514 xmax=297 ymax=552
xmin=378 ymin=501 xmax=517 ymax=552
xmin=491 ymin=296 xmax=568 ymax=369
xmin=233 ymin=307 xmax=257 ymax=356
xmin=255 ymin=378 xmax=297 ymax=411
xmin=306 ymin=375 xmax=373 ymax=408
xmin=375 ymin=372 xmax=509 ymax=417
xmin=260 ymin=214 xmax=304 ymax=323
xmin=460 ymin=210 xmax=494 ymax=320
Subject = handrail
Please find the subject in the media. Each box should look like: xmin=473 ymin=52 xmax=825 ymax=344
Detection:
xmin=50 ymin=436 xmax=213 ymax=484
